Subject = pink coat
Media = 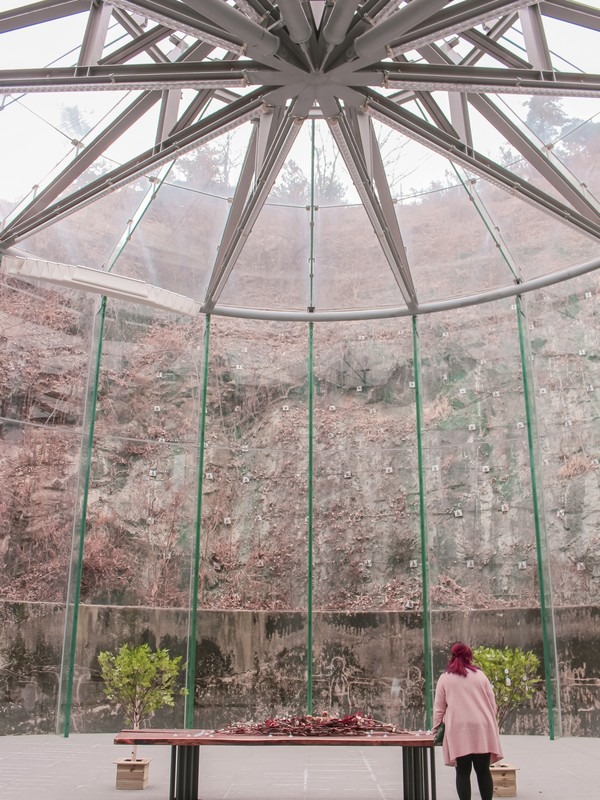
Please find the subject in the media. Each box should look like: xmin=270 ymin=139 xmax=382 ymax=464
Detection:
xmin=433 ymin=668 xmax=503 ymax=767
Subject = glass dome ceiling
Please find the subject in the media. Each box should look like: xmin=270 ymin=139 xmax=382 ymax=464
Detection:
xmin=0 ymin=0 xmax=599 ymax=320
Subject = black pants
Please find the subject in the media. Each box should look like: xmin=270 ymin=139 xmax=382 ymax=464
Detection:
xmin=455 ymin=753 xmax=493 ymax=800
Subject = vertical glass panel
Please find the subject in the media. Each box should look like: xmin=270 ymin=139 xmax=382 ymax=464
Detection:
xmin=61 ymin=302 xmax=201 ymax=733
xmin=171 ymin=123 xmax=253 ymax=194
xmin=0 ymin=272 xmax=93 ymax=734
xmin=464 ymin=177 xmax=600 ymax=281
xmin=218 ymin=203 xmax=311 ymax=310
xmin=314 ymin=204 xmax=408 ymax=310
xmin=312 ymin=319 xmax=425 ymax=729
xmin=194 ymin=317 xmax=309 ymax=726
xmin=109 ymin=180 xmax=231 ymax=298
xmin=396 ymin=175 xmax=517 ymax=301
xmin=19 ymin=180 xmax=150 ymax=268
xmin=419 ymin=300 xmax=550 ymax=734
xmin=528 ymin=278 xmax=600 ymax=735
xmin=110 ymin=124 xmax=255 ymax=296
xmin=269 ymin=118 xmax=359 ymax=207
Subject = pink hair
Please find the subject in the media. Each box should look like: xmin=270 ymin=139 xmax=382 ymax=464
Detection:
xmin=446 ymin=642 xmax=481 ymax=676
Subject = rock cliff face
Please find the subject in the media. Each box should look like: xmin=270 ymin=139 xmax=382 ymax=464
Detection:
xmin=1 ymin=147 xmax=599 ymax=735
xmin=1 ymin=271 xmax=598 ymax=612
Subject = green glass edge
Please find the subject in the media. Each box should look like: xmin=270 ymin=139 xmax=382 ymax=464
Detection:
xmin=58 ymin=296 xmax=106 ymax=736
xmin=185 ymin=314 xmax=211 ymax=727
xmin=515 ymin=295 xmax=561 ymax=739
xmin=413 ymin=315 xmax=433 ymax=727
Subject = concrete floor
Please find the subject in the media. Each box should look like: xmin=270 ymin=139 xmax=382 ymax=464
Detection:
xmin=0 ymin=733 xmax=598 ymax=800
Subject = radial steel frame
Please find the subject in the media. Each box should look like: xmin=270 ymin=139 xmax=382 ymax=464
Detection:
xmin=0 ymin=0 xmax=598 ymax=316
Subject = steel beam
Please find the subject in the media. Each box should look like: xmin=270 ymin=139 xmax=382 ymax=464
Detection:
xmin=459 ymin=28 xmax=532 ymax=69
xmin=353 ymin=0 xmax=451 ymax=61
xmin=199 ymin=254 xmax=600 ymax=321
xmin=322 ymin=0 xmax=362 ymax=45
xmin=0 ymin=0 xmax=88 ymax=34
xmin=369 ymin=118 xmax=415 ymax=285
xmin=468 ymin=93 xmax=600 ymax=220
xmin=353 ymin=62 xmax=600 ymax=96
xmin=204 ymin=110 xmax=302 ymax=306
xmin=108 ymin=0 xmax=246 ymax=54
xmin=6 ymin=59 xmax=598 ymax=96
xmin=207 ymin=124 xmax=258 ymax=296
xmin=99 ymin=22 xmax=173 ymax=65
xmin=327 ymin=113 xmax=418 ymax=310
xmin=381 ymin=0 xmax=533 ymax=59
xmin=362 ymin=90 xmax=600 ymax=242
xmin=539 ymin=0 xmax=600 ymax=31
xmin=519 ymin=4 xmax=553 ymax=70
xmin=0 ymin=89 xmax=267 ymax=246
xmin=277 ymin=0 xmax=312 ymax=44
xmin=78 ymin=0 xmax=113 ymax=66
xmin=185 ymin=0 xmax=281 ymax=59
xmin=0 ymin=61 xmax=289 ymax=92
xmin=255 ymin=104 xmax=286 ymax=175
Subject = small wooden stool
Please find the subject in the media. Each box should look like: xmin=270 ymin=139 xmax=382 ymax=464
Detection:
xmin=490 ymin=762 xmax=518 ymax=797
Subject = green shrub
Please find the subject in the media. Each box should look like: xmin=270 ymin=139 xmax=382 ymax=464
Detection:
xmin=98 ymin=643 xmax=184 ymax=730
xmin=473 ymin=645 xmax=541 ymax=731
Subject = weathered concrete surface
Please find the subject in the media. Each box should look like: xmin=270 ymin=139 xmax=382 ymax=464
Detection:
xmin=1 ymin=602 xmax=599 ymax=736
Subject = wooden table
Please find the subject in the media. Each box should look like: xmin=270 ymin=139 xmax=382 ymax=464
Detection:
xmin=115 ymin=728 xmax=436 ymax=800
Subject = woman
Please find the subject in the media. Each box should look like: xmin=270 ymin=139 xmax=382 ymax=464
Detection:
xmin=433 ymin=642 xmax=502 ymax=800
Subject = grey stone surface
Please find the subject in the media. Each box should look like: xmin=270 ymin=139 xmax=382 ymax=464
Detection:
xmin=0 ymin=733 xmax=598 ymax=800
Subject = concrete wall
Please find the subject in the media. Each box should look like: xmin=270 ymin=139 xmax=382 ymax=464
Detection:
xmin=1 ymin=602 xmax=598 ymax=736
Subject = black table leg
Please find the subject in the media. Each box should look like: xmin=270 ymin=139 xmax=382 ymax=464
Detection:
xmin=169 ymin=746 xmax=176 ymax=800
xmin=172 ymin=745 xmax=200 ymax=800
xmin=402 ymin=747 xmax=436 ymax=800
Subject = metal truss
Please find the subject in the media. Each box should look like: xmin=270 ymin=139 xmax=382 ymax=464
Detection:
xmin=0 ymin=0 xmax=599 ymax=319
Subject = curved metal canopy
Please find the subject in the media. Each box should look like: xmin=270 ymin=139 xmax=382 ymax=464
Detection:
xmin=0 ymin=0 xmax=599 ymax=320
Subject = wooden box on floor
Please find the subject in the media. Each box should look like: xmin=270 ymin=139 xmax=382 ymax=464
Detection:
xmin=115 ymin=758 xmax=150 ymax=789
xmin=491 ymin=763 xmax=518 ymax=797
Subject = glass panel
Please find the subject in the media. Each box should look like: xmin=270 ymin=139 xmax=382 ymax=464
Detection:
xmin=528 ymin=278 xmax=600 ymax=736
xmin=19 ymin=180 xmax=150 ymax=268
xmin=61 ymin=302 xmax=201 ymax=733
xmin=219 ymin=203 xmax=311 ymax=311
xmin=374 ymin=118 xmax=456 ymax=196
xmin=108 ymin=180 xmax=231 ymax=298
xmin=194 ymin=317 xmax=309 ymax=726
xmin=397 ymin=176 xmax=517 ymax=302
xmin=0 ymin=272 xmax=93 ymax=734
xmin=312 ymin=319 xmax=425 ymax=728
xmin=0 ymin=13 xmax=87 ymax=69
xmin=314 ymin=204 xmax=408 ymax=311
xmin=0 ymin=97 xmax=80 ymax=207
xmin=464 ymin=178 xmax=600 ymax=282
xmin=1 ymin=91 xmax=154 ymax=215
xmin=170 ymin=123 xmax=253 ymax=194
xmin=419 ymin=300 xmax=551 ymax=734
xmin=533 ymin=15 xmax=598 ymax=73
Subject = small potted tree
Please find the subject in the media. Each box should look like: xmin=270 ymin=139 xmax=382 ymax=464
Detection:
xmin=473 ymin=645 xmax=541 ymax=797
xmin=98 ymin=643 xmax=184 ymax=790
